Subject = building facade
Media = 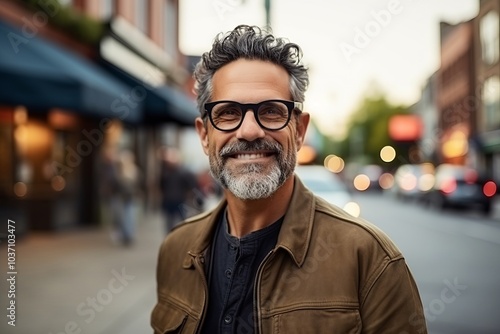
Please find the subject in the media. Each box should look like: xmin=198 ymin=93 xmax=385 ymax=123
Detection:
xmin=474 ymin=0 xmax=500 ymax=182
xmin=0 ymin=0 xmax=195 ymax=233
xmin=437 ymin=19 xmax=478 ymax=167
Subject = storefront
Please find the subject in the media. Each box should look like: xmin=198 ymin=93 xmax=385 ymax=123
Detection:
xmin=0 ymin=19 xmax=142 ymax=232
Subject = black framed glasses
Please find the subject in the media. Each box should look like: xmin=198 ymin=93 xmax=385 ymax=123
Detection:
xmin=203 ymin=99 xmax=303 ymax=132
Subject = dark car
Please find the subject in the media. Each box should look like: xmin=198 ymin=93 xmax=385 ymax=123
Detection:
xmin=422 ymin=164 xmax=497 ymax=215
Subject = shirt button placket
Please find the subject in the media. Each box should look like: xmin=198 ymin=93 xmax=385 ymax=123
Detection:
xmin=225 ymin=269 xmax=232 ymax=279
xmin=224 ymin=314 xmax=233 ymax=324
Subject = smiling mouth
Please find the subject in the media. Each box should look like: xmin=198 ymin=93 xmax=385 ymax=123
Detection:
xmin=228 ymin=152 xmax=275 ymax=160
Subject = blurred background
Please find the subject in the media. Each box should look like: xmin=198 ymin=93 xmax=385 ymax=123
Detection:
xmin=0 ymin=0 xmax=499 ymax=333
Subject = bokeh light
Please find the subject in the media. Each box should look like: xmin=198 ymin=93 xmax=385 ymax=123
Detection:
xmin=421 ymin=162 xmax=435 ymax=174
xmin=343 ymin=202 xmax=361 ymax=217
xmin=418 ymin=174 xmax=435 ymax=192
xmin=378 ymin=173 xmax=394 ymax=190
xmin=400 ymin=173 xmax=418 ymax=191
xmin=380 ymin=146 xmax=396 ymax=162
xmin=14 ymin=182 xmax=27 ymax=197
xmin=51 ymin=176 xmax=66 ymax=192
xmin=442 ymin=130 xmax=468 ymax=158
xmin=353 ymin=174 xmax=370 ymax=191
xmin=324 ymin=154 xmax=345 ymax=173
xmin=483 ymin=181 xmax=497 ymax=197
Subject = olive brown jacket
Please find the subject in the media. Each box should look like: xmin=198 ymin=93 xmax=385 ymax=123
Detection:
xmin=151 ymin=176 xmax=427 ymax=333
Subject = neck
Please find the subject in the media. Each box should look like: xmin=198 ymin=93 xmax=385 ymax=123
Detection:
xmin=224 ymin=176 xmax=294 ymax=238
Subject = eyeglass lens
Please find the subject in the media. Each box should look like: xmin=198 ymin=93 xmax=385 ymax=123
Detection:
xmin=211 ymin=101 xmax=289 ymax=130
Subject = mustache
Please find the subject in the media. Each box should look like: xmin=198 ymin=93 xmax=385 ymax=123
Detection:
xmin=220 ymin=139 xmax=282 ymax=157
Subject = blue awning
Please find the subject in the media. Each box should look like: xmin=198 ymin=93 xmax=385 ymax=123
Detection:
xmin=0 ymin=20 xmax=141 ymax=123
xmin=146 ymin=85 xmax=198 ymax=126
xmin=101 ymin=62 xmax=198 ymax=126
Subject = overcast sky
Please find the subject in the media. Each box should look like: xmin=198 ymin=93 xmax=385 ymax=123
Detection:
xmin=179 ymin=0 xmax=478 ymax=138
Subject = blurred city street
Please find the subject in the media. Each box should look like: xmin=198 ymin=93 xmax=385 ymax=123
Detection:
xmin=353 ymin=191 xmax=500 ymax=334
xmin=0 ymin=194 xmax=499 ymax=333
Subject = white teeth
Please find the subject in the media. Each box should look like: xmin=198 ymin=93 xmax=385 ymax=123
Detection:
xmin=235 ymin=153 xmax=266 ymax=160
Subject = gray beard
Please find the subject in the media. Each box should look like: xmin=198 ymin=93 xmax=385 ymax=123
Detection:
xmin=221 ymin=161 xmax=282 ymax=200
xmin=210 ymin=139 xmax=296 ymax=200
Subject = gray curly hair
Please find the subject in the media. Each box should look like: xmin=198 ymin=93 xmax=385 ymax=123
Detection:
xmin=193 ymin=25 xmax=309 ymax=116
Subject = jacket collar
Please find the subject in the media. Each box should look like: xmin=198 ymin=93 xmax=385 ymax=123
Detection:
xmin=183 ymin=174 xmax=315 ymax=268
xmin=275 ymin=175 xmax=315 ymax=267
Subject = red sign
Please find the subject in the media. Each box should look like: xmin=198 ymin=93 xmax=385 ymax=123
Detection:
xmin=388 ymin=115 xmax=422 ymax=141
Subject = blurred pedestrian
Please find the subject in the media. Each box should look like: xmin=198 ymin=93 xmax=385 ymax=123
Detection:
xmin=196 ymin=168 xmax=223 ymax=211
xmin=152 ymin=25 xmax=427 ymax=334
xmin=116 ymin=149 xmax=141 ymax=246
xmin=159 ymin=147 xmax=201 ymax=233
xmin=99 ymin=147 xmax=141 ymax=247
xmin=99 ymin=147 xmax=121 ymax=244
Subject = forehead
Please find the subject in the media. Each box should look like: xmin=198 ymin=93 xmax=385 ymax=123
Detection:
xmin=211 ymin=59 xmax=291 ymax=102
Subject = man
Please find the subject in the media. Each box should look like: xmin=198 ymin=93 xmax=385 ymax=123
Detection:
xmin=152 ymin=25 xmax=427 ymax=334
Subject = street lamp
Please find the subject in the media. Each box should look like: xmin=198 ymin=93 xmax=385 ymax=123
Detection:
xmin=264 ymin=0 xmax=271 ymax=28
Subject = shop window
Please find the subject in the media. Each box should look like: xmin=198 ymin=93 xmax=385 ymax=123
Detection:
xmin=483 ymin=75 xmax=500 ymax=131
xmin=480 ymin=11 xmax=499 ymax=65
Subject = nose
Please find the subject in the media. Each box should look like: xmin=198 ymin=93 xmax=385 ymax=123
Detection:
xmin=235 ymin=110 xmax=266 ymax=141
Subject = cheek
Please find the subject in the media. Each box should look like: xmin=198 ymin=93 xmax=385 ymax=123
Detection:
xmin=281 ymin=127 xmax=300 ymax=152
xmin=290 ymin=122 xmax=301 ymax=147
xmin=207 ymin=139 xmax=218 ymax=157
xmin=207 ymin=133 xmax=231 ymax=156
xmin=294 ymin=131 xmax=302 ymax=149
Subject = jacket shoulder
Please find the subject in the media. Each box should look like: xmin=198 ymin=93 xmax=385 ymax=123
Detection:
xmin=158 ymin=208 xmax=215 ymax=252
xmin=172 ymin=209 xmax=213 ymax=231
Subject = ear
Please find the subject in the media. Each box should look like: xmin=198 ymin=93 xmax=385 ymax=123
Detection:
xmin=295 ymin=112 xmax=310 ymax=150
xmin=195 ymin=117 xmax=210 ymax=155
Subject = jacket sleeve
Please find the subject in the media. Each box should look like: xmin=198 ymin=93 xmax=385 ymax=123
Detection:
xmin=360 ymin=258 xmax=428 ymax=334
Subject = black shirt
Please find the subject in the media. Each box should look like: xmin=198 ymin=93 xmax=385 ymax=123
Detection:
xmin=201 ymin=210 xmax=283 ymax=334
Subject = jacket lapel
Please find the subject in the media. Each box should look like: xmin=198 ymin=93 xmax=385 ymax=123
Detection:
xmin=275 ymin=175 xmax=316 ymax=267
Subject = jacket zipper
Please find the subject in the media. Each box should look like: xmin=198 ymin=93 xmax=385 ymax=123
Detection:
xmin=253 ymin=250 xmax=275 ymax=334
xmin=193 ymin=255 xmax=209 ymax=334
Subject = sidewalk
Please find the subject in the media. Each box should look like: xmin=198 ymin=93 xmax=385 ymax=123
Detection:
xmin=0 ymin=210 xmax=167 ymax=334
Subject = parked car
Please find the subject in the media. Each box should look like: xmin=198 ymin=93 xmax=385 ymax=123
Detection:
xmin=392 ymin=163 xmax=435 ymax=201
xmin=295 ymin=165 xmax=361 ymax=217
xmin=422 ymin=164 xmax=497 ymax=215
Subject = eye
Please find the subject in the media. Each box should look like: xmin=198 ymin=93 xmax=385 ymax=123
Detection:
xmin=258 ymin=103 xmax=287 ymax=118
xmin=213 ymin=103 xmax=242 ymax=120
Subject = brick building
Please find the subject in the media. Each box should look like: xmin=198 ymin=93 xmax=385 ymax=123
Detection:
xmin=474 ymin=0 xmax=500 ymax=182
xmin=437 ymin=19 xmax=477 ymax=167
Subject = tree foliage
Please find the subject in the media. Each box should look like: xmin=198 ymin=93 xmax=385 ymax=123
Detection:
xmin=336 ymin=95 xmax=410 ymax=166
xmin=20 ymin=0 xmax=104 ymax=45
